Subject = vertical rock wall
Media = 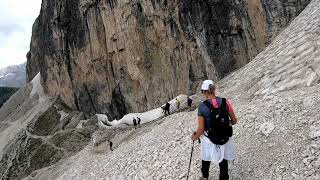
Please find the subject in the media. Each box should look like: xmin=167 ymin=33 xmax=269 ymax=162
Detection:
xmin=27 ymin=0 xmax=311 ymax=119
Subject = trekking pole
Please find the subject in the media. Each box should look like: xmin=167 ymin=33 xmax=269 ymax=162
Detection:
xmin=186 ymin=140 xmax=195 ymax=180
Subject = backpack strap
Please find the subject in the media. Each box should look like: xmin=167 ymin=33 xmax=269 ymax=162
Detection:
xmin=203 ymin=98 xmax=225 ymax=110
xmin=220 ymin=98 xmax=226 ymax=110
xmin=203 ymin=100 xmax=214 ymax=111
xmin=203 ymin=100 xmax=215 ymax=131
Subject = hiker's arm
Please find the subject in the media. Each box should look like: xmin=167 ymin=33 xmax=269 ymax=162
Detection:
xmin=226 ymin=99 xmax=237 ymax=125
xmin=191 ymin=116 xmax=205 ymax=141
xmin=229 ymin=111 xmax=238 ymax=125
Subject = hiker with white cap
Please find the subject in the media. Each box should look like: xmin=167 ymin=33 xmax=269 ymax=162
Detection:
xmin=191 ymin=80 xmax=238 ymax=180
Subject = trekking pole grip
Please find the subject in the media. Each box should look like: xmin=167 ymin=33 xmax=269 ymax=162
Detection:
xmin=193 ymin=132 xmax=201 ymax=144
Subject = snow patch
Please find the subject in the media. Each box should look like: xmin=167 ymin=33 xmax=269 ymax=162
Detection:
xmin=76 ymin=120 xmax=87 ymax=129
xmin=30 ymin=73 xmax=47 ymax=103
xmin=58 ymin=111 xmax=69 ymax=121
xmin=96 ymin=114 xmax=112 ymax=128
xmin=0 ymin=73 xmax=15 ymax=79
xmin=98 ymin=94 xmax=188 ymax=128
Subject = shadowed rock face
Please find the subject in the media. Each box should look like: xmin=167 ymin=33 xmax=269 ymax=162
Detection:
xmin=27 ymin=0 xmax=311 ymax=119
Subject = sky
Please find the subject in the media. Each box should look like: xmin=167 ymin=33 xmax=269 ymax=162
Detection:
xmin=0 ymin=0 xmax=42 ymax=69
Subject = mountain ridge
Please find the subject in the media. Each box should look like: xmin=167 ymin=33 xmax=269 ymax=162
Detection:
xmin=0 ymin=62 xmax=26 ymax=87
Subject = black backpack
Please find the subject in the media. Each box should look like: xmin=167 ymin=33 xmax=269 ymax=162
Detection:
xmin=203 ymin=98 xmax=233 ymax=145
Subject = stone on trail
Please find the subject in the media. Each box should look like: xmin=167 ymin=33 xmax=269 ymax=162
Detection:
xmin=258 ymin=122 xmax=275 ymax=137
xmin=309 ymin=126 xmax=320 ymax=139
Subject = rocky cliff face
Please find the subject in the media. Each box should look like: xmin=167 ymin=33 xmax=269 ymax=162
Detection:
xmin=27 ymin=0 xmax=311 ymax=119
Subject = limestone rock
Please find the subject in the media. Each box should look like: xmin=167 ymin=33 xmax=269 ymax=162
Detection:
xmin=91 ymin=128 xmax=116 ymax=147
xmin=26 ymin=0 xmax=311 ymax=119
xmin=259 ymin=122 xmax=275 ymax=137
xmin=309 ymin=126 xmax=320 ymax=139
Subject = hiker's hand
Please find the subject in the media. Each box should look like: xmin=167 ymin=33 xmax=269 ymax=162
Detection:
xmin=191 ymin=132 xmax=198 ymax=141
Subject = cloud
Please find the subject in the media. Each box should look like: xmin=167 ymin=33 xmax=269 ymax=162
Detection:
xmin=0 ymin=23 xmax=24 ymax=35
xmin=0 ymin=0 xmax=42 ymax=68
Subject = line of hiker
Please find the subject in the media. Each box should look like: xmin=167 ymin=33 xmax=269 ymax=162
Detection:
xmin=161 ymin=97 xmax=193 ymax=117
xmin=187 ymin=96 xmax=193 ymax=111
xmin=108 ymin=140 xmax=113 ymax=151
xmin=132 ymin=117 xmax=141 ymax=128
xmin=162 ymin=102 xmax=171 ymax=116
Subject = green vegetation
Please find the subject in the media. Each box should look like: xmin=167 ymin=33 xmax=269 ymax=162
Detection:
xmin=0 ymin=86 xmax=19 ymax=108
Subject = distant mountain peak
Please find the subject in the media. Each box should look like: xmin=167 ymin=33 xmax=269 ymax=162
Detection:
xmin=0 ymin=62 xmax=26 ymax=87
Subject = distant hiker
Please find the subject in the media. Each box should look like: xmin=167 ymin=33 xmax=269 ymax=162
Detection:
xmin=161 ymin=106 xmax=166 ymax=114
xmin=191 ymin=80 xmax=238 ymax=180
xmin=133 ymin=118 xmax=137 ymax=128
xmin=108 ymin=140 xmax=113 ymax=151
xmin=164 ymin=102 xmax=171 ymax=116
xmin=187 ymin=97 xmax=193 ymax=111
xmin=137 ymin=117 xmax=141 ymax=127
xmin=176 ymin=98 xmax=180 ymax=111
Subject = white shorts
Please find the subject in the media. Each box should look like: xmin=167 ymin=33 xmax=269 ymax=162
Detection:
xmin=200 ymin=135 xmax=236 ymax=164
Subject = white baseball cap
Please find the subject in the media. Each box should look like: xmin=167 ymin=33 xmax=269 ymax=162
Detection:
xmin=201 ymin=80 xmax=214 ymax=90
